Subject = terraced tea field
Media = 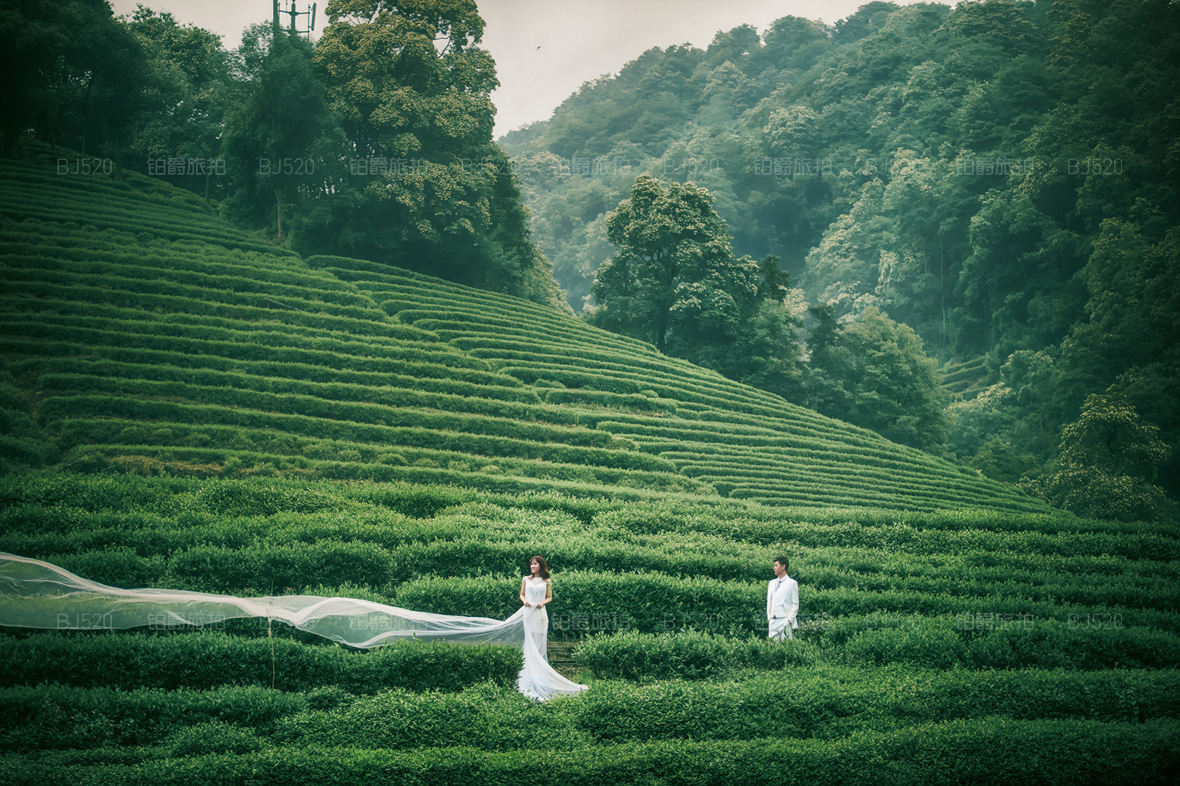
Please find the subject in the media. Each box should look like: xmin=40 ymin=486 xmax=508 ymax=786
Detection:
xmin=0 ymin=145 xmax=1045 ymax=512
xmin=1 ymin=147 xmax=1176 ymax=782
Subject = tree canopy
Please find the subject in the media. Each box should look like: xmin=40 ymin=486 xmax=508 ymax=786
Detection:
xmin=297 ymin=0 xmax=560 ymax=305
xmin=805 ymin=305 xmax=948 ymax=450
xmin=590 ymin=174 xmax=760 ymax=354
xmin=1026 ymin=392 xmax=1171 ymax=521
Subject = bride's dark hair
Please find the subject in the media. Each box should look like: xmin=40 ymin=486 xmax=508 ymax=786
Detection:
xmin=529 ymin=555 xmax=550 ymax=579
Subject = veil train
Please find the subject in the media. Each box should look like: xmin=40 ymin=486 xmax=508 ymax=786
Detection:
xmin=0 ymin=551 xmax=587 ymax=701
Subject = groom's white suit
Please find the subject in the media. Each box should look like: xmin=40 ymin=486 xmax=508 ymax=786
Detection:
xmin=767 ymin=573 xmax=799 ymax=640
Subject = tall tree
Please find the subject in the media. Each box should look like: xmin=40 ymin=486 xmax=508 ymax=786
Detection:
xmin=591 ymin=175 xmax=804 ymax=397
xmin=1 ymin=0 xmax=149 ymax=161
xmin=126 ymin=7 xmax=231 ymax=200
xmin=804 ymin=306 xmax=948 ymax=450
xmin=222 ymin=27 xmax=340 ymax=243
xmin=1026 ymin=392 xmax=1171 ymax=521
xmin=306 ymin=0 xmax=560 ymax=305
xmin=590 ymin=175 xmax=760 ymax=354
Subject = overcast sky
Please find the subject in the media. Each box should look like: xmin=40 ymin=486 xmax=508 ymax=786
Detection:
xmin=109 ymin=0 xmax=954 ymax=138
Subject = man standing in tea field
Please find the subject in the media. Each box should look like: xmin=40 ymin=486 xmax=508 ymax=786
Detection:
xmin=767 ymin=556 xmax=799 ymax=640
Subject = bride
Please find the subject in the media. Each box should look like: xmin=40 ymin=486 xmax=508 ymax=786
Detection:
xmin=512 ymin=549 xmax=585 ymax=698
xmin=520 ymin=555 xmax=552 ymax=659
xmin=0 ymin=551 xmax=587 ymax=701
xmin=515 ymin=554 xmax=583 ymax=699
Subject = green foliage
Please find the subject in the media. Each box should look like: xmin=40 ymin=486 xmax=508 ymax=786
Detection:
xmin=301 ymin=0 xmax=562 ymax=305
xmin=164 ymin=720 xmax=262 ymax=756
xmin=0 ymin=0 xmax=149 ymax=159
xmin=222 ymin=29 xmax=341 ymax=243
xmin=509 ymin=0 xmax=1180 ymax=496
xmin=4 ymin=2 xmax=559 ymax=305
xmin=590 ymin=175 xmax=808 ymax=406
xmin=842 ymin=619 xmax=968 ymax=668
xmin=0 ymin=359 xmax=52 ymax=471
xmin=0 ymin=683 xmax=305 ymax=750
xmin=1065 ymin=223 xmax=1180 ymax=381
xmin=1027 ymin=392 xmax=1171 ymax=521
xmin=587 ymin=178 xmax=946 ymax=451
xmin=6 ymin=668 xmax=1180 ymax=755
xmin=0 ymin=632 xmax=520 ymax=694
xmin=3 ymin=36 xmax=1179 ymax=773
xmin=590 ymin=174 xmax=760 ymax=352
xmin=573 ymin=668 xmax=1180 ymax=742
xmin=805 ymin=306 xmax=948 ymax=449
xmin=125 ymin=8 xmax=232 ymax=201
xmin=272 ymin=681 xmax=585 ymax=750
xmin=576 ymin=618 xmax=1180 ymax=678
xmin=1 ymin=471 xmax=1178 ymax=776
xmin=9 ymin=719 xmax=1174 ymax=784
xmin=574 ymin=629 xmax=817 ymax=680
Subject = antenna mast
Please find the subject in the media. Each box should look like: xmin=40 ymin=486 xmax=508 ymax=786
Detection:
xmin=275 ymin=0 xmax=317 ymax=37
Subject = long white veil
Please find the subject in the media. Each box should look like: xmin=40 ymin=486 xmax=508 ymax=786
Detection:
xmin=0 ymin=551 xmax=587 ymax=701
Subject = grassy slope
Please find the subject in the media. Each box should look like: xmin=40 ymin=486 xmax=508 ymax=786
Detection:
xmin=0 ymin=144 xmax=1039 ymax=514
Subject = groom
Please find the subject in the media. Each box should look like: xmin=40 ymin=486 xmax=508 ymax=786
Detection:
xmin=767 ymin=555 xmax=799 ymax=640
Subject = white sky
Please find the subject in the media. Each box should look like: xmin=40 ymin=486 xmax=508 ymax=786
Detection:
xmin=109 ymin=0 xmax=953 ymax=138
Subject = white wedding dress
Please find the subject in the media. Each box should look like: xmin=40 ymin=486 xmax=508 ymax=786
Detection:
xmin=521 ymin=575 xmax=550 ymax=659
xmin=0 ymin=552 xmax=587 ymax=701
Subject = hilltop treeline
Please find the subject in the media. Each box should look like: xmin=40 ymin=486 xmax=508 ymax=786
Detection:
xmin=0 ymin=0 xmax=563 ymax=307
xmin=502 ymin=0 xmax=1179 ymax=517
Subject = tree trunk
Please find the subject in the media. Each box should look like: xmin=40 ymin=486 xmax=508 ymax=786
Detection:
xmin=275 ymin=187 xmax=284 ymax=242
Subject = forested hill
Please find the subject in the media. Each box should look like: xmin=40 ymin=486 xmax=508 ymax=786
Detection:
xmin=0 ymin=140 xmax=1043 ymax=514
xmin=501 ymin=0 xmax=1179 ymax=516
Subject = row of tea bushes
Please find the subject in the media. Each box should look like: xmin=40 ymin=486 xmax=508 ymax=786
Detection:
xmin=0 ymin=632 xmax=519 ymax=694
xmin=573 ymin=623 xmax=1180 ymax=676
xmin=310 ymin=254 xmax=1047 ymax=513
xmin=7 ymin=668 xmax=1176 ymax=753
xmin=5 ymin=717 xmax=1176 ymax=785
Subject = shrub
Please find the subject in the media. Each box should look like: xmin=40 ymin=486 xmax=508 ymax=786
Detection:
xmin=573 ymin=630 xmax=819 ymax=681
xmin=273 ymin=681 xmax=586 ymax=751
xmin=8 ymin=718 xmax=1177 ymax=785
xmin=163 ymin=720 xmax=261 ymax=756
xmin=841 ymin=620 xmax=969 ymax=668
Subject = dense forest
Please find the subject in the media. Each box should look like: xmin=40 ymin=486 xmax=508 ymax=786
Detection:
xmin=0 ymin=0 xmax=563 ymax=308
xmin=502 ymin=0 xmax=1179 ymax=519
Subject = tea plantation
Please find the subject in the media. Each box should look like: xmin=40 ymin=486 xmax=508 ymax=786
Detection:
xmin=0 ymin=147 xmax=1176 ymax=783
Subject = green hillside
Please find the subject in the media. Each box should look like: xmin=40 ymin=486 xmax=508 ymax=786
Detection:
xmin=0 ymin=145 xmax=1040 ymax=514
xmin=1 ymin=147 xmax=1178 ymax=782
xmin=501 ymin=0 xmax=1180 ymax=508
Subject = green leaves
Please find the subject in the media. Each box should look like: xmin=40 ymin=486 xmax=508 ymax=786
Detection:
xmin=222 ymin=30 xmax=341 ymax=242
xmin=591 ymin=175 xmax=763 ymax=357
xmin=1027 ymin=392 xmax=1171 ymax=521
xmin=805 ymin=306 xmax=948 ymax=451
xmin=2 ymin=0 xmax=149 ymax=158
xmin=306 ymin=1 xmax=557 ymax=304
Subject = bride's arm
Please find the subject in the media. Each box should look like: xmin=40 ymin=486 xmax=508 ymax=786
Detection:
xmin=536 ymin=581 xmax=552 ymax=608
xmin=520 ymin=578 xmax=530 ymax=607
